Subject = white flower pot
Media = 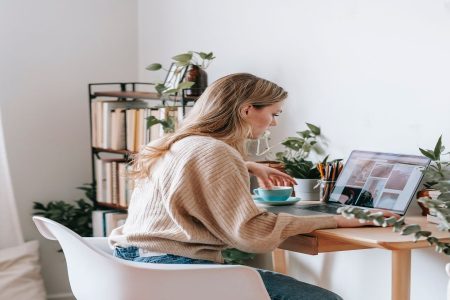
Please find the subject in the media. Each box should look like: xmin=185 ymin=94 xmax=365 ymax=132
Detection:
xmin=294 ymin=178 xmax=320 ymax=200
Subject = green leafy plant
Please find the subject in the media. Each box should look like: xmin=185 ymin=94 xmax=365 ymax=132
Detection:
xmin=146 ymin=51 xmax=215 ymax=96
xmin=33 ymin=183 xmax=95 ymax=237
xmin=146 ymin=115 xmax=176 ymax=134
xmin=419 ymin=135 xmax=450 ymax=188
xmin=423 ymin=180 xmax=450 ymax=232
xmin=276 ymin=123 xmax=325 ymax=179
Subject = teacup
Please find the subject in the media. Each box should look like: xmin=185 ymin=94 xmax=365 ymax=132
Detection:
xmin=253 ymin=186 xmax=293 ymax=201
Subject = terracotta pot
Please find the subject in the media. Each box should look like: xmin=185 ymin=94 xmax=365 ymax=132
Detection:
xmin=185 ymin=65 xmax=208 ymax=96
xmin=416 ymin=188 xmax=441 ymax=216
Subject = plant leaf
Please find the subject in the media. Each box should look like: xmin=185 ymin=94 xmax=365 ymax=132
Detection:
xmin=400 ymin=224 xmax=421 ymax=235
xmin=434 ymin=135 xmax=443 ymax=160
xmin=419 ymin=148 xmax=436 ymax=160
xmin=205 ymin=52 xmax=215 ymax=60
xmin=198 ymin=52 xmax=208 ymax=59
xmin=172 ymin=53 xmax=192 ymax=63
xmin=177 ymin=81 xmax=195 ymax=90
xmin=155 ymin=83 xmax=167 ymax=95
xmin=145 ymin=63 xmax=162 ymax=71
xmin=306 ymin=123 xmax=321 ymax=135
xmin=175 ymin=61 xmax=189 ymax=67
xmin=146 ymin=115 xmax=163 ymax=129
xmin=33 ymin=202 xmax=46 ymax=210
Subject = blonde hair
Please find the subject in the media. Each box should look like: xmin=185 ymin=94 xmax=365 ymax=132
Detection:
xmin=130 ymin=73 xmax=287 ymax=179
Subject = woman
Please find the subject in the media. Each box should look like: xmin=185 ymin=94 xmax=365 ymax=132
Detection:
xmin=110 ymin=73 xmax=387 ymax=299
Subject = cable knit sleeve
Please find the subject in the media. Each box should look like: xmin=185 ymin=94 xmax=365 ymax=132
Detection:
xmin=177 ymin=140 xmax=337 ymax=254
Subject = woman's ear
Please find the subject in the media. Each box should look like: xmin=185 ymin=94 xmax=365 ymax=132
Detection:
xmin=241 ymin=105 xmax=252 ymax=117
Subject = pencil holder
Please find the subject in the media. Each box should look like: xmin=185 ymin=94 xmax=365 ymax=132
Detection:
xmin=319 ymin=180 xmax=336 ymax=203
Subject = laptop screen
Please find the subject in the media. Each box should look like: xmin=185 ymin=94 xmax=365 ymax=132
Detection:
xmin=328 ymin=150 xmax=431 ymax=215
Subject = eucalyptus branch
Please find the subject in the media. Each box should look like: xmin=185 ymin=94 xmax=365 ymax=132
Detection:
xmin=338 ymin=206 xmax=450 ymax=255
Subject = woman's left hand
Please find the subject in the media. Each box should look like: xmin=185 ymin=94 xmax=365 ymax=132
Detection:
xmin=245 ymin=161 xmax=296 ymax=189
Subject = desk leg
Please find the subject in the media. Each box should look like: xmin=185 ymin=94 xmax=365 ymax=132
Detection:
xmin=392 ymin=249 xmax=411 ymax=300
xmin=272 ymin=249 xmax=287 ymax=274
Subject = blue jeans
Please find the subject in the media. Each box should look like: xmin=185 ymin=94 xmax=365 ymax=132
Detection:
xmin=114 ymin=247 xmax=343 ymax=300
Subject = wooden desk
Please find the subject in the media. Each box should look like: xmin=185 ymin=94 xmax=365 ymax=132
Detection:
xmin=272 ymin=216 xmax=450 ymax=300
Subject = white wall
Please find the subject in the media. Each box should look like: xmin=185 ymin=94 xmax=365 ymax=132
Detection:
xmin=0 ymin=0 xmax=138 ymax=298
xmin=138 ymin=0 xmax=450 ymax=299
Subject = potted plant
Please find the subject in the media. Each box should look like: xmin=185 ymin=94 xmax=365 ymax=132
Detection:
xmin=146 ymin=51 xmax=215 ymax=97
xmin=32 ymin=183 xmax=95 ymax=238
xmin=145 ymin=51 xmax=215 ymax=134
xmin=276 ymin=123 xmax=325 ymax=200
xmin=416 ymin=136 xmax=450 ymax=215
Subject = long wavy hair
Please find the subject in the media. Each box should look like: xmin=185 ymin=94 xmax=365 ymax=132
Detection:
xmin=129 ymin=73 xmax=287 ymax=179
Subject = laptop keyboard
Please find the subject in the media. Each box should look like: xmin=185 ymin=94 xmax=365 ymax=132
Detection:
xmin=299 ymin=204 xmax=342 ymax=215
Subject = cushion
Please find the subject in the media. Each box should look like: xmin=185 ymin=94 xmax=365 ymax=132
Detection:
xmin=0 ymin=240 xmax=46 ymax=300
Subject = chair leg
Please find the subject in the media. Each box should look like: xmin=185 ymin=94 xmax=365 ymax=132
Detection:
xmin=272 ymin=248 xmax=287 ymax=274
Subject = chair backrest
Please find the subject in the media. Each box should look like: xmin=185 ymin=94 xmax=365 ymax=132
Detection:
xmin=33 ymin=216 xmax=270 ymax=300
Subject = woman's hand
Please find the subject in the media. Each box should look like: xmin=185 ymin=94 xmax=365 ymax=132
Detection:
xmin=246 ymin=161 xmax=296 ymax=189
xmin=333 ymin=209 xmax=400 ymax=228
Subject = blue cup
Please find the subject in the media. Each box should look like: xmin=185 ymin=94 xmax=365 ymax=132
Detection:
xmin=253 ymin=186 xmax=293 ymax=201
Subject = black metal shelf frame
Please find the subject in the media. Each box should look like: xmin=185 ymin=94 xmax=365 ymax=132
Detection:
xmin=88 ymin=82 xmax=200 ymax=209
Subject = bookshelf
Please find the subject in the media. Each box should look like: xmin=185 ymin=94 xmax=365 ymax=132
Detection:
xmin=88 ymin=82 xmax=199 ymax=210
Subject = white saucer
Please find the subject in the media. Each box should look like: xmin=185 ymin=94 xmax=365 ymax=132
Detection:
xmin=252 ymin=195 xmax=301 ymax=206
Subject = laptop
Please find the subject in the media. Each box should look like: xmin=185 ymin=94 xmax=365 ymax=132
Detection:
xmin=265 ymin=150 xmax=431 ymax=217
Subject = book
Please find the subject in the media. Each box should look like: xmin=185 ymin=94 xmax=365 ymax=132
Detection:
xmin=96 ymin=158 xmax=126 ymax=204
xmin=150 ymin=108 xmax=161 ymax=141
xmin=110 ymin=109 xmax=126 ymax=150
xmin=118 ymin=162 xmax=127 ymax=207
xmin=95 ymin=157 xmax=105 ymax=202
xmin=91 ymin=100 xmax=104 ymax=147
xmin=126 ymin=109 xmax=137 ymax=152
xmin=125 ymin=164 xmax=134 ymax=205
xmin=134 ymin=109 xmax=144 ymax=152
xmin=111 ymin=161 xmax=118 ymax=204
xmin=101 ymin=100 xmax=149 ymax=149
xmin=105 ymin=161 xmax=112 ymax=203
xmin=144 ymin=108 xmax=151 ymax=145
xmin=92 ymin=210 xmax=128 ymax=237
xmin=91 ymin=102 xmax=97 ymax=147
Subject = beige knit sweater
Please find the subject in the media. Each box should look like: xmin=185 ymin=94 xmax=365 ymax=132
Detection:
xmin=109 ymin=136 xmax=337 ymax=263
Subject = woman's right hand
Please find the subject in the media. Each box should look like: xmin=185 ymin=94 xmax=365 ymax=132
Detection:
xmin=333 ymin=209 xmax=400 ymax=228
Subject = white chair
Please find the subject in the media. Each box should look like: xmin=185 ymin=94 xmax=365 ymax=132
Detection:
xmin=33 ymin=216 xmax=270 ymax=300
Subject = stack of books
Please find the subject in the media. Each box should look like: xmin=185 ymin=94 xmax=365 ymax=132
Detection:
xmin=95 ymin=158 xmax=131 ymax=207
xmin=91 ymin=100 xmax=190 ymax=152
